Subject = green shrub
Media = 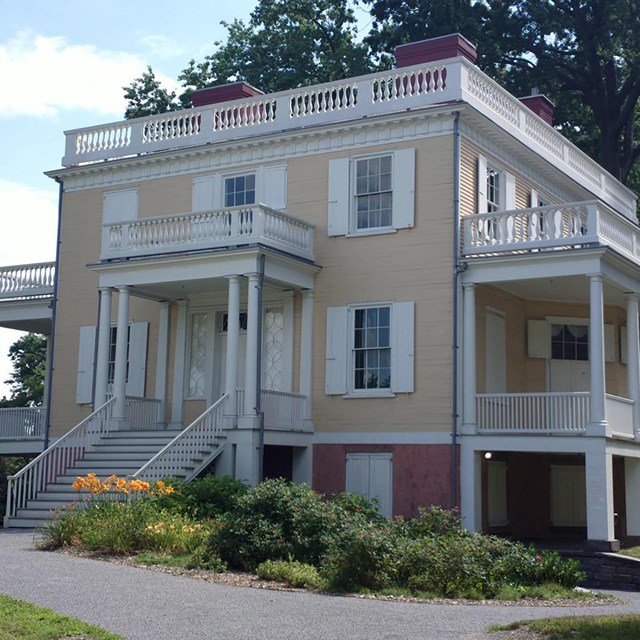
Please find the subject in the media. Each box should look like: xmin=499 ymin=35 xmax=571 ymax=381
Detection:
xmin=210 ymin=479 xmax=344 ymax=570
xmin=148 ymin=475 xmax=248 ymax=520
xmin=256 ymin=560 xmax=326 ymax=589
xmin=331 ymin=492 xmax=382 ymax=522
xmin=404 ymin=505 xmax=464 ymax=539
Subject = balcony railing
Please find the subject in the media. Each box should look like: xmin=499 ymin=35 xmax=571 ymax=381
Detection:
xmin=101 ymin=205 xmax=314 ymax=261
xmin=461 ymin=201 xmax=640 ymax=268
xmin=476 ymin=392 xmax=636 ymax=437
xmin=0 ymin=407 xmax=46 ymax=440
xmin=61 ymin=58 xmax=635 ymax=220
xmin=0 ymin=262 xmax=55 ymax=300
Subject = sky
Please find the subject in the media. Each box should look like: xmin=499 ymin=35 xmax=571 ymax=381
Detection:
xmin=0 ymin=0 xmax=272 ymax=397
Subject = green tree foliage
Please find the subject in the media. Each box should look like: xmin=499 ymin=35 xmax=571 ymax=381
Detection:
xmin=0 ymin=334 xmax=47 ymax=408
xmin=123 ymin=66 xmax=182 ymax=119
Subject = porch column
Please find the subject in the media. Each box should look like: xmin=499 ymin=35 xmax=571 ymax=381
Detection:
xmin=462 ymin=283 xmax=477 ymax=434
xmin=625 ymin=293 xmax=640 ymax=437
xmin=112 ymin=286 xmax=129 ymax=421
xmin=94 ymin=287 xmax=112 ymax=408
xmin=42 ymin=334 xmax=53 ymax=414
xmin=299 ymin=289 xmax=314 ymax=420
xmin=170 ymin=300 xmax=188 ymax=427
xmin=224 ymin=275 xmax=240 ymax=417
xmin=154 ymin=301 xmax=170 ymax=424
xmin=587 ymin=274 xmax=607 ymax=435
xmin=460 ymin=444 xmax=481 ymax=531
xmin=244 ymin=273 xmax=260 ymax=416
xmin=585 ymin=446 xmax=617 ymax=547
xmin=625 ymin=458 xmax=640 ymax=538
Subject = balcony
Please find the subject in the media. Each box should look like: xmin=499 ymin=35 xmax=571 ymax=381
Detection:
xmin=0 ymin=262 xmax=55 ymax=301
xmin=101 ymin=205 xmax=314 ymax=262
xmin=0 ymin=407 xmax=46 ymax=454
xmin=461 ymin=201 xmax=640 ymax=267
xmin=476 ymin=392 xmax=635 ymax=439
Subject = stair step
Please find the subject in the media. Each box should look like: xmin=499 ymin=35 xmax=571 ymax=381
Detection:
xmin=101 ymin=430 xmax=181 ymax=439
xmin=5 ymin=517 xmax=46 ymax=529
xmin=80 ymin=454 xmax=152 ymax=463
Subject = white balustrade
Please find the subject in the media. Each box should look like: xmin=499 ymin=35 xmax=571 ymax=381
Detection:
xmin=102 ymin=205 xmax=314 ymax=261
xmin=5 ymin=398 xmax=116 ymax=523
xmin=125 ymin=397 xmax=162 ymax=430
xmin=0 ymin=262 xmax=55 ymax=299
xmin=132 ymin=394 xmax=227 ymax=482
xmin=605 ymin=394 xmax=635 ymax=439
xmin=476 ymin=392 xmax=590 ymax=433
xmin=0 ymin=407 xmax=46 ymax=439
xmin=236 ymin=388 xmax=310 ymax=432
xmin=290 ymin=83 xmax=358 ymax=117
xmin=462 ymin=200 xmax=640 ymax=267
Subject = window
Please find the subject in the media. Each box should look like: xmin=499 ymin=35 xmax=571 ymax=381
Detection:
xmin=187 ymin=312 xmax=208 ymax=399
xmin=328 ymin=148 xmax=415 ymax=236
xmin=224 ymin=174 xmax=256 ymax=207
xmin=325 ymin=301 xmax=414 ymax=396
xmin=477 ymin=155 xmax=515 ymax=213
xmin=486 ymin=166 xmax=501 ymax=212
xmin=354 ymin=156 xmax=393 ymax=230
xmin=551 ymin=324 xmax=589 ymax=361
xmin=107 ymin=326 xmax=130 ymax=384
xmin=220 ymin=312 xmax=248 ymax=332
xmin=354 ymin=306 xmax=391 ymax=390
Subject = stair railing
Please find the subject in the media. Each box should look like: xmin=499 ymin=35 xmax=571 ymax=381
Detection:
xmin=132 ymin=394 xmax=227 ymax=482
xmin=4 ymin=398 xmax=116 ymax=524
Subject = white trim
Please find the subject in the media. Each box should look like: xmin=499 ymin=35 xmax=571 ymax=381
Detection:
xmin=313 ymin=431 xmax=452 ymax=444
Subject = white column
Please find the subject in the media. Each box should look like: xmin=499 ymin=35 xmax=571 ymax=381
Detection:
xmin=94 ymin=287 xmax=112 ymax=408
xmin=625 ymin=293 xmax=640 ymax=437
xmin=299 ymin=290 xmax=314 ymax=421
xmin=625 ymin=458 xmax=640 ymax=537
xmin=224 ymin=275 xmax=240 ymax=417
xmin=155 ymin=301 xmax=170 ymax=424
xmin=112 ymin=286 xmax=129 ymax=420
xmin=170 ymin=300 xmax=188 ymax=426
xmin=585 ymin=447 xmax=616 ymax=545
xmin=42 ymin=335 xmax=53 ymax=413
xmin=462 ymin=283 xmax=477 ymax=434
xmin=244 ymin=273 xmax=260 ymax=416
xmin=587 ymin=274 xmax=607 ymax=435
xmin=460 ymin=444 xmax=481 ymax=531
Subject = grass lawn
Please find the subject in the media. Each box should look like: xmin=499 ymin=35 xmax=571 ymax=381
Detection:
xmin=0 ymin=594 xmax=125 ymax=640
xmin=618 ymin=546 xmax=640 ymax=560
xmin=494 ymin=614 xmax=640 ymax=639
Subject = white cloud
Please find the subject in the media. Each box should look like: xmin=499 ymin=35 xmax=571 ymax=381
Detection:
xmin=139 ymin=34 xmax=186 ymax=60
xmin=0 ymin=30 xmax=176 ymax=118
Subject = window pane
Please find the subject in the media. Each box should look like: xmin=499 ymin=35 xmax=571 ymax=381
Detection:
xmin=379 ymin=307 xmax=390 ymax=326
xmin=353 ymin=305 xmax=392 ymax=390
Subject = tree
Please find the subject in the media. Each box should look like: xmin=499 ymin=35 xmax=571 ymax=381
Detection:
xmin=361 ymin=0 xmax=640 ymax=189
xmin=123 ymin=0 xmax=372 ymax=116
xmin=0 ymin=334 xmax=47 ymax=408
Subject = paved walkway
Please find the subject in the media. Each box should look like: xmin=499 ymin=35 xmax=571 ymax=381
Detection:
xmin=1 ymin=530 xmax=639 ymax=640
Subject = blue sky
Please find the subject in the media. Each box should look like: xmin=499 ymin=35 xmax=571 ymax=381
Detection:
xmin=0 ymin=0 xmax=279 ymax=396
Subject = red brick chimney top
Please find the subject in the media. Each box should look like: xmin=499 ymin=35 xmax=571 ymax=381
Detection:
xmin=191 ymin=81 xmax=264 ymax=107
xmin=519 ymin=93 xmax=555 ymax=126
xmin=395 ymin=33 xmax=477 ymax=68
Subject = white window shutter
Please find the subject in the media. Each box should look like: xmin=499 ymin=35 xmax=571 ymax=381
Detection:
xmin=76 ymin=326 xmax=96 ymax=404
xmin=477 ymin=155 xmax=488 ymax=213
xmin=103 ymin=189 xmax=139 ymax=224
xmin=391 ymin=301 xmax=415 ymax=393
xmin=621 ymin=325 xmax=628 ymax=364
xmin=604 ymin=323 xmax=616 ymax=363
xmin=345 ymin=454 xmax=369 ymax=498
xmin=262 ymin=164 xmax=287 ymax=211
xmin=346 ymin=453 xmax=393 ymax=517
xmin=126 ymin=322 xmax=149 ymax=397
xmin=392 ymin=148 xmax=415 ymax=229
xmin=487 ymin=461 xmax=508 ymax=526
xmin=527 ymin=320 xmax=550 ymax=358
xmin=530 ymin=188 xmax=539 ymax=208
xmin=325 ymin=306 xmax=348 ymax=394
xmin=328 ymin=158 xmax=349 ymax=236
xmin=504 ymin=172 xmax=516 ymax=210
xmin=192 ymin=175 xmax=216 ymax=211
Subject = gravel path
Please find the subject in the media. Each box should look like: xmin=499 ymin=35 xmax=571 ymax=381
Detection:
xmin=1 ymin=529 xmax=638 ymax=640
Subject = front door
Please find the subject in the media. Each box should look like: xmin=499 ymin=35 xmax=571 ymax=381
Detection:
xmin=548 ymin=323 xmax=589 ymax=392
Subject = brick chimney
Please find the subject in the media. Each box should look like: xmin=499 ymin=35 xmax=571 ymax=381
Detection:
xmin=519 ymin=91 xmax=555 ymax=126
xmin=395 ymin=33 xmax=477 ymax=68
xmin=191 ymin=81 xmax=264 ymax=107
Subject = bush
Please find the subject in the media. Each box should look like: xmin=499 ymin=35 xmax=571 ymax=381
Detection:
xmin=150 ymin=475 xmax=248 ymax=520
xmin=331 ymin=492 xmax=382 ymax=522
xmin=210 ymin=479 xmax=344 ymax=570
xmin=256 ymin=560 xmax=325 ymax=589
xmin=404 ymin=505 xmax=464 ymax=539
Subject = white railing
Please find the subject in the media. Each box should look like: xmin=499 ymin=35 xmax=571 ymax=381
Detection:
xmin=462 ymin=200 xmax=640 ymax=267
xmin=477 ymin=392 xmax=590 ymax=433
xmin=0 ymin=262 xmax=55 ymax=300
xmin=132 ymin=394 xmax=227 ymax=482
xmin=0 ymin=407 xmax=46 ymax=440
xmin=4 ymin=398 xmax=116 ymax=523
xmin=102 ymin=204 xmax=314 ymax=261
xmin=606 ymin=394 xmax=635 ymax=439
xmin=125 ymin=397 xmax=162 ymax=430
xmin=62 ymin=58 xmax=635 ymax=220
xmin=236 ymin=389 xmax=311 ymax=432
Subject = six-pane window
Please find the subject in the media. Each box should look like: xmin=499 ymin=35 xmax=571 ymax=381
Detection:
xmin=225 ymin=174 xmax=256 ymax=207
xmin=486 ymin=166 xmax=501 ymax=212
xmin=354 ymin=306 xmax=391 ymax=389
xmin=355 ymin=156 xmax=393 ymax=230
xmin=551 ymin=324 xmax=589 ymax=361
